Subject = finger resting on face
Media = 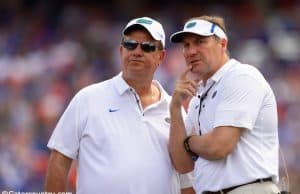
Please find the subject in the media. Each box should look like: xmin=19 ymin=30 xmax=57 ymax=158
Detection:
xmin=180 ymin=65 xmax=192 ymax=80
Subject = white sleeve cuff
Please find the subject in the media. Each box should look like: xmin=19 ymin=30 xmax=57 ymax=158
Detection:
xmin=179 ymin=171 xmax=194 ymax=189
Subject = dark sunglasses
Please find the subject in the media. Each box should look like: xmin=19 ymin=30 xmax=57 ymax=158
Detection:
xmin=122 ymin=39 xmax=157 ymax=53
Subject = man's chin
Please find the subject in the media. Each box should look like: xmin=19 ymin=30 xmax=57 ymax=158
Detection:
xmin=190 ymin=67 xmax=201 ymax=75
xmin=187 ymin=70 xmax=201 ymax=82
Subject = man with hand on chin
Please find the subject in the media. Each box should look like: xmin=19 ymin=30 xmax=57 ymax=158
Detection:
xmin=169 ymin=15 xmax=280 ymax=194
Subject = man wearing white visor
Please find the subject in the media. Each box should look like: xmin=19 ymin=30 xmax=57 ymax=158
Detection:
xmin=168 ymin=15 xmax=280 ymax=194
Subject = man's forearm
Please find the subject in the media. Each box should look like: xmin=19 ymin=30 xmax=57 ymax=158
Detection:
xmin=45 ymin=170 xmax=68 ymax=192
xmin=169 ymin=103 xmax=194 ymax=173
xmin=188 ymin=126 xmax=243 ymax=160
xmin=181 ymin=187 xmax=196 ymax=194
xmin=45 ymin=150 xmax=72 ymax=192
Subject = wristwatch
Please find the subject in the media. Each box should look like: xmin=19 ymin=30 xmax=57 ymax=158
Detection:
xmin=183 ymin=135 xmax=199 ymax=161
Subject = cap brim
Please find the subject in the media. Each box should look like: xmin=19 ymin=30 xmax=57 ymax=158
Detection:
xmin=123 ymin=24 xmax=146 ymax=36
xmin=170 ymin=31 xmax=211 ymax=43
xmin=170 ymin=31 xmax=186 ymax=43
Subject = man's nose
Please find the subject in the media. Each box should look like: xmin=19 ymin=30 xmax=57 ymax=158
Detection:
xmin=187 ymin=45 xmax=198 ymax=55
xmin=132 ymin=44 xmax=144 ymax=55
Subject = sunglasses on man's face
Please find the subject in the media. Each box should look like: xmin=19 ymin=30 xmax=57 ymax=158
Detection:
xmin=122 ymin=39 xmax=157 ymax=53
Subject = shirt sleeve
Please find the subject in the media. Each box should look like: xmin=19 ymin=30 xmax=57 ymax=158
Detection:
xmin=179 ymin=171 xmax=194 ymax=189
xmin=214 ymin=74 xmax=267 ymax=130
xmin=47 ymin=91 xmax=87 ymax=159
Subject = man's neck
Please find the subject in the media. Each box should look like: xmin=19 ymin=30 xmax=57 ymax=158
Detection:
xmin=125 ymin=78 xmax=152 ymax=95
xmin=202 ymin=56 xmax=229 ymax=86
xmin=130 ymin=81 xmax=160 ymax=108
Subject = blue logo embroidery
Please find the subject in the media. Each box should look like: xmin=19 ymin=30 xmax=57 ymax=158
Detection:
xmin=109 ymin=108 xmax=120 ymax=112
xmin=186 ymin=22 xmax=196 ymax=28
xmin=136 ymin=18 xmax=153 ymax=25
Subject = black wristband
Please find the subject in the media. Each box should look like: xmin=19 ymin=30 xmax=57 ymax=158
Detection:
xmin=183 ymin=135 xmax=199 ymax=161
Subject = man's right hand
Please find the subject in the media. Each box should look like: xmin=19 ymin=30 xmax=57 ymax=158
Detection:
xmin=171 ymin=65 xmax=198 ymax=107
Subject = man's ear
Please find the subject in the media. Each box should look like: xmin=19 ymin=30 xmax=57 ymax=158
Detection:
xmin=158 ymin=50 xmax=166 ymax=66
xmin=220 ymin=38 xmax=228 ymax=50
xmin=120 ymin=45 xmax=123 ymax=54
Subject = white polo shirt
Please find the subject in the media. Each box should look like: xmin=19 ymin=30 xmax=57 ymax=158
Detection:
xmin=48 ymin=73 xmax=193 ymax=194
xmin=185 ymin=59 xmax=279 ymax=193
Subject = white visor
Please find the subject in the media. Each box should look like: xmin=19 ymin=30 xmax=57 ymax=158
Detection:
xmin=170 ymin=19 xmax=227 ymax=43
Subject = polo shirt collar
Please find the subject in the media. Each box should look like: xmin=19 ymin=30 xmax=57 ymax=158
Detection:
xmin=113 ymin=72 xmax=131 ymax=95
xmin=153 ymin=80 xmax=168 ymax=102
xmin=112 ymin=73 xmax=168 ymax=102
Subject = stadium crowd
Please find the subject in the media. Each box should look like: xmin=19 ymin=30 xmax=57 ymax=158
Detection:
xmin=0 ymin=0 xmax=299 ymax=193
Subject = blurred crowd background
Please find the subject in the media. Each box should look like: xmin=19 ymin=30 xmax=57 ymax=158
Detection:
xmin=0 ymin=0 xmax=299 ymax=193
